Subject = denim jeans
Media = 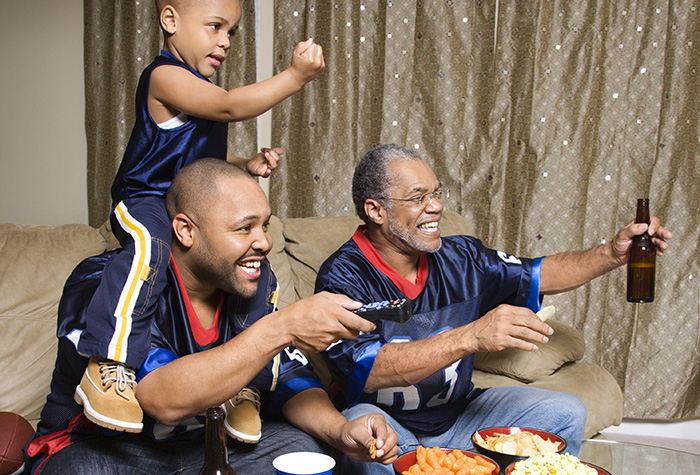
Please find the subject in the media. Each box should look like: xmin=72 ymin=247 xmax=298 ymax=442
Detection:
xmin=38 ymin=421 xmax=337 ymax=475
xmin=339 ymin=386 xmax=587 ymax=475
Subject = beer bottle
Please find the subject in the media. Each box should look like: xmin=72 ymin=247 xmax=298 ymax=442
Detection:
xmin=626 ymin=198 xmax=656 ymax=302
xmin=199 ymin=406 xmax=237 ymax=475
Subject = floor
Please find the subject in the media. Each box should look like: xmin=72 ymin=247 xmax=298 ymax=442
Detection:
xmin=600 ymin=418 xmax=700 ymax=455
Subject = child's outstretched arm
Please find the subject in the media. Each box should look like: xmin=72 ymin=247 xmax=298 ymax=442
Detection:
xmin=149 ymin=38 xmax=325 ymax=124
xmin=228 ymin=147 xmax=283 ymax=178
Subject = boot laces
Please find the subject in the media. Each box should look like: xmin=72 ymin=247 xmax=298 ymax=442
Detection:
xmin=233 ymin=387 xmax=261 ymax=409
xmin=99 ymin=360 xmax=137 ymax=400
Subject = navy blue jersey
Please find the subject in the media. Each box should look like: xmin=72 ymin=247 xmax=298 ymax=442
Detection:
xmin=315 ymin=227 xmax=543 ymax=435
xmin=111 ymin=50 xmax=228 ymax=207
xmin=27 ymin=251 xmax=322 ymax=472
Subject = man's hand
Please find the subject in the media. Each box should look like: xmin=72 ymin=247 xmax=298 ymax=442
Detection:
xmin=245 ymin=147 xmax=283 ymax=178
xmin=274 ymin=292 xmax=375 ymax=353
xmin=336 ymin=413 xmax=398 ymax=464
xmin=610 ymin=216 xmax=673 ymax=265
xmin=289 ymin=38 xmax=325 ymax=85
xmin=464 ymin=304 xmax=553 ymax=353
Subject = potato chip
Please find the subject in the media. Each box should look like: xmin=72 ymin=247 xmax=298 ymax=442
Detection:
xmin=536 ymin=305 xmax=556 ymax=322
xmin=474 ymin=430 xmax=562 ymax=456
xmin=369 ymin=438 xmax=377 ymax=459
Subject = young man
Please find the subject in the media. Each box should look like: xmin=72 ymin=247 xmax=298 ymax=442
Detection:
xmin=315 ymin=144 xmax=672 ymax=474
xmin=25 ymin=159 xmax=397 ymax=474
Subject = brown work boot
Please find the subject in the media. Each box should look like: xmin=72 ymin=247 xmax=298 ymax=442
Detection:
xmin=223 ymin=387 xmax=261 ymax=443
xmin=74 ymin=357 xmax=143 ymax=433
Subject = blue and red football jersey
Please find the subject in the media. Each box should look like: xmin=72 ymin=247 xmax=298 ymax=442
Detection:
xmin=315 ymin=227 xmax=543 ymax=434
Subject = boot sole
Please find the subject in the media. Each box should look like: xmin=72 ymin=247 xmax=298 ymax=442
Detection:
xmin=224 ymin=419 xmax=261 ymax=444
xmin=74 ymin=385 xmax=143 ymax=433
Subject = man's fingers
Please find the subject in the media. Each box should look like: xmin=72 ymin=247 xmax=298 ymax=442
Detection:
xmin=297 ymin=37 xmax=314 ymax=54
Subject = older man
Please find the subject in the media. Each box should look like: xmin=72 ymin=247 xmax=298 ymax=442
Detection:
xmin=26 ymin=159 xmax=397 ymax=474
xmin=315 ymin=144 xmax=671 ymax=474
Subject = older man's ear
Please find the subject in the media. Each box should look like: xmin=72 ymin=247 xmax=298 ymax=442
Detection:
xmin=364 ymin=199 xmax=387 ymax=226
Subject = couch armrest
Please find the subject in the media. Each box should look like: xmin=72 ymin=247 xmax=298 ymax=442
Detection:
xmin=0 ymin=223 xmax=109 ymax=426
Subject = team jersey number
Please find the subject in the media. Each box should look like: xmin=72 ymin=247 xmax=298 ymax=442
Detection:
xmin=375 ymin=338 xmax=459 ymax=410
xmin=284 ymin=347 xmax=308 ymax=365
xmin=497 ymin=250 xmax=522 ymax=265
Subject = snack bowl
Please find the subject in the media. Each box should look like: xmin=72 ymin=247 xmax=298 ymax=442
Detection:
xmin=471 ymin=426 xmax=566 ymax=472
xmin=394 ymin=447 xmax=499 ymax=475
xmin=505 ymin=458 xmax=611 ymax=475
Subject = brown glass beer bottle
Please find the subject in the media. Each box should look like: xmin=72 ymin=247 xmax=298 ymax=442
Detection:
xmin=199 ymin=406 xmax=237 ymax=475
xmin=626 ymin=198 xmax=656 ymax=303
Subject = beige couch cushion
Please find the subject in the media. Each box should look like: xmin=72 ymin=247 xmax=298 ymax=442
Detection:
xmin=282 ymin=215 xmax=364 ymax=301
xmin=0 ymin=223 xmax=108 ymax=426
xmin=267 ymin=215 xmax=297 ymax=309
xmin=473 ymin=319 xmax=586 ymax=383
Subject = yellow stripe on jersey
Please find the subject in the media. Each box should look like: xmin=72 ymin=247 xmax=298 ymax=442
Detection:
xmin=270 ymin=353 xmax=280 ymax=391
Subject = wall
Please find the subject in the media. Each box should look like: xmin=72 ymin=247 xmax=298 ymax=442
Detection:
xmin=0 ymin=0 xmax=88 ymax=225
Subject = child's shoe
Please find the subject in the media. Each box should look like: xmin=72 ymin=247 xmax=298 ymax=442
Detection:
xmin=74 ymin=357 xmax=143 ymax=433
xmin=223 ymin=387 xmax=261 ymax=443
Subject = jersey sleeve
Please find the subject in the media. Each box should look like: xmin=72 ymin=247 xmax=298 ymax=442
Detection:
xmin=450 ymin=235 xmax=543 ymax=314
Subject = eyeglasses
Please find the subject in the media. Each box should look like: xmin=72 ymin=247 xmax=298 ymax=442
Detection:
xmin=379 ymin=188 xmax=449 ymax=208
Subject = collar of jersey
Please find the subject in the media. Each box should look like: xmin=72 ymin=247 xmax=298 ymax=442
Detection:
xmin=352 ymin=225 xmax=427 ymax=300
xmin=170 ymin=256 xmax=224 ymax=346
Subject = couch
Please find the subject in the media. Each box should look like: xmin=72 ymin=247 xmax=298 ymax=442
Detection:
xmin=0 ymin=210 xmax=623 ymax=438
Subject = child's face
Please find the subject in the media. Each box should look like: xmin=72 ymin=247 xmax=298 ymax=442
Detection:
xmin=167 ymin=0 xmax=242 ymax=78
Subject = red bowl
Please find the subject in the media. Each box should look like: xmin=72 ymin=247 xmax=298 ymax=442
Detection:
xmin=505 ymin=459 xmax=611 ymax=475
xmin=394 ymin=448 xmax=500 ymax=475
xmin=471 ymin=426 xmax=566 ymax=471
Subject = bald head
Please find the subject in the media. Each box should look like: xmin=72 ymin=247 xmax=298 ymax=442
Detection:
xmin=166 ymin=158 xmax=256 ymax=224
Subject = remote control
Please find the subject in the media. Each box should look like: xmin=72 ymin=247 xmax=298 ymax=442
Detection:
xmin=353 ymin=298 xmax=412 ymax=323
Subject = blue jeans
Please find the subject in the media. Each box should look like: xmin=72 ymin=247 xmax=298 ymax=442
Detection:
xmin=37 ymin=421 xmax=337 ymax=475
xmin=339 ymin=386 xmax=586 ymax=475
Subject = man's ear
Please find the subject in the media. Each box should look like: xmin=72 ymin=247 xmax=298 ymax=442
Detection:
xmin=172 ymin=213 xmax=196 ymax=248
xmin=364 ymin=199 xmax=386 ymax=226
xmin=160 ymin=5 xmax=178 ymax=35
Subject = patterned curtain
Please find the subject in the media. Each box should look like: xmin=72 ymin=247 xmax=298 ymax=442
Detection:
xmin=271 ymin=1 xmax=700 ymax=420
xmin=84 ymin=0 xmax=259 ymax=227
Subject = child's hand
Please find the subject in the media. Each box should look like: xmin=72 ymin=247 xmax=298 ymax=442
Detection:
xmin=290 ymin=38 xmax=325 ymax=85
xmin=245 ymin=147 xmax=283 ymax=178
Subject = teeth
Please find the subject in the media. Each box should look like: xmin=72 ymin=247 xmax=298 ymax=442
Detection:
xmin=239 ymin=261 xmax=261 ymax=274
xmin=419 ymin=222 xmax=438 ymax=231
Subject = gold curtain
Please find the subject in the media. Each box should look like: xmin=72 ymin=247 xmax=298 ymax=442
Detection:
xmin=271 ymin=1 xmax=700 ymax=419
xmin=84 ymin=0 xmax=259 ymax=227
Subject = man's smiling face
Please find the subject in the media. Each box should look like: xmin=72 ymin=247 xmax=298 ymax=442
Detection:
xmin=190 ymin=175 xmax=272 ymax=298
xmin=383 ymin=159 xmax=443 ymax=254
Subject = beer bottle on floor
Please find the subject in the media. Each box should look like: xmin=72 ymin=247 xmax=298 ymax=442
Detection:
xmin=627 ymin=198 xmax=656 ymax=302
xmin=199 ymin=406 xmax=236 ymax=475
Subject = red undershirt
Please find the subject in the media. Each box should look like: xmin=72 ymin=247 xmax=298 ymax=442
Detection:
xmin=170 ymin=256 xmax=224 ymax=346
xmin=351 ymin=226 xmax=428 ymax=300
